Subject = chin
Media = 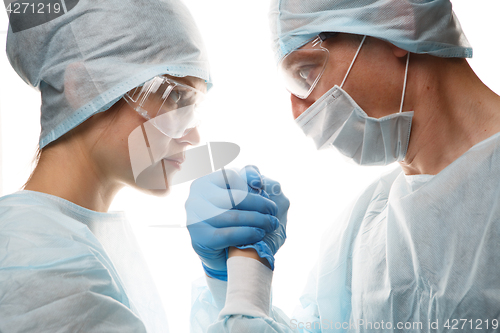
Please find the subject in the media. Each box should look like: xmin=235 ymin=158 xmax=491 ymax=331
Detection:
xmin=131 ymin=162 xmax=177 ymax=195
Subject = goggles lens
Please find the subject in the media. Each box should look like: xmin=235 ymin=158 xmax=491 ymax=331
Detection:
xmin=278 ymin=36 xmax=330 ymax=99
xmin=124 ymin=76 xmax=205 ymax=138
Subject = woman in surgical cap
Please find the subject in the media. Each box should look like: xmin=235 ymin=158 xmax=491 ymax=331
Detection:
xmin=0 ymin=0 xmax=210 ymax=332
xmin=189 ymin=0 xmax=500 ymax=332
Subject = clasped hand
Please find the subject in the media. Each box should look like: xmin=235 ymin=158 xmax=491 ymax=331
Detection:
xmin=186 ymin=166 xmax=289 ymax=280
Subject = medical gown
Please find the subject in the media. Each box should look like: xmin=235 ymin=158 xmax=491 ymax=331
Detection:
xmin=191 ymin=131 xmax=500 ymax=332
xmin=0 ymin=190 xmax=168 ymax=332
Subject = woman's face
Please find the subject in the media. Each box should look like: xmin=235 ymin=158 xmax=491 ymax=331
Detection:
xmin=94 ymin=75 xmax=206 ymax=196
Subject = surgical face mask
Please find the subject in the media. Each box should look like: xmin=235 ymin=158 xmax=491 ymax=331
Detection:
xmin=296 ymin=36 xmax=413 ymax=166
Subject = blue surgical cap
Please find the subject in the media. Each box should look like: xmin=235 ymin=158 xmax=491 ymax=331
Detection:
xmin=6 ymin=0 xmax=211 ymax=148
xmin=270 ymin=0 xmax=473 ymax=64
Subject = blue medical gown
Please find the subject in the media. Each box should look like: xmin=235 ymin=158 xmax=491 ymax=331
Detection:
xmin=0 ymin=191 xmax=168 ymax=332
xmin=191 ymin=132 xmax=500 ymax=332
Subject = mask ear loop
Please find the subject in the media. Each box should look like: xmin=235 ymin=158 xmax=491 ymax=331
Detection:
xmin=340 ymin=35 xmax=367 ymax=89
xmin=399 ymin=52 xmax=410 ymax=113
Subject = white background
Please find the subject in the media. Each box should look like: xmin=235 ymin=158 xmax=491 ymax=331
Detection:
xmin=1 ymin=1 xmax=499 ymax=332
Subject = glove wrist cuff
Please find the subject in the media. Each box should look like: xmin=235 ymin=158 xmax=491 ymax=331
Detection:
xmin=236 ymin=241 xmax=275 ymax=270
xmin=202 ymin=263 xmax=228 ymax=281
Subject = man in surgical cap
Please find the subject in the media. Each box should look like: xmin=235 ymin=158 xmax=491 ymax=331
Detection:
xmin=0 ymin=0 xmax=210 ymax=332
xmin=189 ymin=0 xmax=500 ymax=332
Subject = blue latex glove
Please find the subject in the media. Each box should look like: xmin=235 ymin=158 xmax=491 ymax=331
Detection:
xmin=186 ymin=166 xmax=279 ymax=280
xmin=237 ymin=175 xmax=289 ymax=270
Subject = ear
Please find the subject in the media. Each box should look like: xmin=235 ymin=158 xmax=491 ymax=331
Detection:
xmin=391 ymin=44 xmax=409 ymax=58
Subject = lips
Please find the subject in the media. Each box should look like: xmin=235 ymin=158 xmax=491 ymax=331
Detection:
xmin=164 ymin=157 xmax=185 ymax=164
xmin=163 ymin=152 xmax=186 ymax=165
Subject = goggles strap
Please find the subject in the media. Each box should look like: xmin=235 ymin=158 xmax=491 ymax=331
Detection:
xmin=340 ymin=35 xmax=366 ymax=89
xmin=399 ymin=52 xmax=410 ymax=113
xmin=162 ymin=84 xmax=174 ymax=100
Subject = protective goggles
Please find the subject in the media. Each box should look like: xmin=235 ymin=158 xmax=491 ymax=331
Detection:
xmin=278 ymin=32 xmax=339 ymax=99
xmin=124 ymin=76 xmax=205 ymax=139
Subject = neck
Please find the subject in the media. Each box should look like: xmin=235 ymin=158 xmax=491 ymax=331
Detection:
xmin=399 ymin=56 xmax=500 ymax=175
xmin=24 ymin=140 xmax=122 ymax=213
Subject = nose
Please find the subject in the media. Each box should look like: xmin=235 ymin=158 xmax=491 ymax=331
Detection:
xmin=290 ymin=94 xmax=313 ymax=120
xmin=177 ymin=126 xmax=201 ymax=146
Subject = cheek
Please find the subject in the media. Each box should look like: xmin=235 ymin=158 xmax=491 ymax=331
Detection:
xmin=126 ymin=121 xmax=179 ymax=187
xmin=94 ymin=122 xmax=134 ymax=176
xmin=129 ymin=122 xmax=173 ymax=160
xmin=146 ymin=127 xmax=175 ymax=161
xmin=302 ymin=61 xmax=343 ymax=107
xmin=317 ymin=64 xmax=343 ymax=92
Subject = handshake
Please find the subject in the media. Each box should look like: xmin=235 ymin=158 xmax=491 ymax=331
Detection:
xmin=186 ymin=166 xmax=290 ymax=281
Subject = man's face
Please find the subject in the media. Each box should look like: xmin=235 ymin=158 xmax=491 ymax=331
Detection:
xmin=288 ymin=34 xmax=408 ymax=120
